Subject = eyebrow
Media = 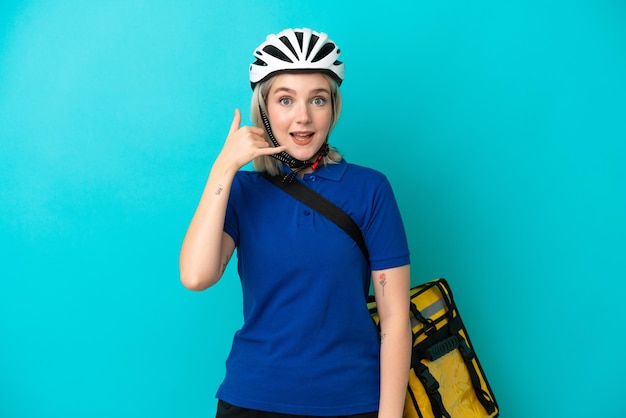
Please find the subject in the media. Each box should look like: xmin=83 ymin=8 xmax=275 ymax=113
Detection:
xmin=272 ymin=87 xmax=331 ymax=95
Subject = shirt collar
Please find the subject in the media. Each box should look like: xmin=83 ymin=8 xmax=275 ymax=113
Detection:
xmin=302 ymin=158 xmax=347 ymax=182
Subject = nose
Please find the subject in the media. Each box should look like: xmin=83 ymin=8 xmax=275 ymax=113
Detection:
xmin=295 ymin=102 xmax=312 ymax=123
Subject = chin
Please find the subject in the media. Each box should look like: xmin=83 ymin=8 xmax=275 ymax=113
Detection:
xmin=288 ymin=149 xmax=318 ymax=162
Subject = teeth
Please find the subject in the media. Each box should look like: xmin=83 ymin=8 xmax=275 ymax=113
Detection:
xmin=293 ymin=133 xmax=312 ymax=141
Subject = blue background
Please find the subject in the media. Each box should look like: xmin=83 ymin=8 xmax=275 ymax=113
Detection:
xmin=1 ymin=1 xmax=625 ymax=417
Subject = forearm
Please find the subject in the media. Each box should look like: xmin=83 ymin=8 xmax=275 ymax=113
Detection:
xmin=378 ymin=314 xmax=412 ymax=418
xmin=179 ymin=157 xmax=237 ymax=291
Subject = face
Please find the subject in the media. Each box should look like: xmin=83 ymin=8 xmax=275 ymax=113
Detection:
xmin=266 ymin=73 xmax=333 ymax=164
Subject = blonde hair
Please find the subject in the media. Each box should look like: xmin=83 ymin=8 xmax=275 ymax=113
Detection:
xmin=251 ymin=73 xmax=343 ymax=176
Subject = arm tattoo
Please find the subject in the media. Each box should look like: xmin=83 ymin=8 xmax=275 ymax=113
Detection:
xmin=379 ymin=273 xmax=387 ymax=296
xmin=215 ymin=184 xmax=224 ymax=196
xmin=381 ymin=333 xmax=386 ymax=344
xmin=221 ymin=254 xmax=231 ymax=275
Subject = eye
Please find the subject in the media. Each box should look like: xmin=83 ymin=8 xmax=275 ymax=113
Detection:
xmin=279 ymin=97 xmax=292 ymax=106
xmin=312 ymin=96 xmax=327 ymax=106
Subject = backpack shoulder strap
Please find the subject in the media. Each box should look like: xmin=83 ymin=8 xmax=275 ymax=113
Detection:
xmin=262 ymin=173 xmax=370 ymax=262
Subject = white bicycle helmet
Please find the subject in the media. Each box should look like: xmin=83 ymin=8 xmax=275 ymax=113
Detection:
xmin=249 ymin=28 xmax=344 ymax=89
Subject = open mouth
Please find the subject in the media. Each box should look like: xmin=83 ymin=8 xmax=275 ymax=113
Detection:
xmin=290 ymin=132 xmax=314 ymax=142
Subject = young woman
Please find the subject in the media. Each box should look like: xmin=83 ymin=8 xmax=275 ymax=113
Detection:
xmin=180 ymin=28 xmax=411 ymax=418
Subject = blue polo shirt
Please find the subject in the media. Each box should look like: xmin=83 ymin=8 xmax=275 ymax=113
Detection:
xmin=217 ymin=158 xmax=410 ymax=416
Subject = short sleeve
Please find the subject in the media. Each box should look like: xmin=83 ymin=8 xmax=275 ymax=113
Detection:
xmin=363 ymin=176 xmax=410 ymax=270
xmin=223 ymin=175 xmax=241 ymax=245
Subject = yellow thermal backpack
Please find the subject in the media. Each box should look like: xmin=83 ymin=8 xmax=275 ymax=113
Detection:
xmin=368 ymin=278 xmax=499 ymax=418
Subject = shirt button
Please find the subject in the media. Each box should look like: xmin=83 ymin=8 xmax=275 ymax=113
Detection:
xmin=304 ymin=210 xmax=311 ymax=216
xmin=310 ymin=176 xmax=316 ymax=181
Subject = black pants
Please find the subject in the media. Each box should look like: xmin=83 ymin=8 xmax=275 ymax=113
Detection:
xmin=216 ymin=400 xmax=378 ymax=418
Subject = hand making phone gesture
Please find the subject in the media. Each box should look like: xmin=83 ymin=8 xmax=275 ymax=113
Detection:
xmin=216 ymin=108 xmax=286 ymax=173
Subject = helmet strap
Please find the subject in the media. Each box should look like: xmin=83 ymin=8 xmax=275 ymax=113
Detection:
xmin=258 ymin=103 xmax=329 ymax=183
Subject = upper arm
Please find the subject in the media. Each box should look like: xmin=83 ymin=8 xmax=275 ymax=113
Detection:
xmin=180 ymin=231 xmax=236 ymax=292
xmin=372 ymin=265 xmax=411 ymax=327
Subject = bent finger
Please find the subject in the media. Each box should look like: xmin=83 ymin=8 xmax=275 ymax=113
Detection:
xmin=258 ymin=145 xmax=287 ymax=156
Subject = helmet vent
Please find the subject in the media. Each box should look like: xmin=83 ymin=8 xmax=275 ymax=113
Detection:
xmin=295 ymin=32 xmax=304 ymax=50
xmin=312 ymin=43 xmax=335 ymax=63
xmin=305 ymin=34 xmax=320 ymax=59
xmin=263 ymin=45 xmax=294 ymax=63
xmin=252 ymin=58 xmax=267 ymax=67
xmin=279 ymin=35 xmax=299 ymax=58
